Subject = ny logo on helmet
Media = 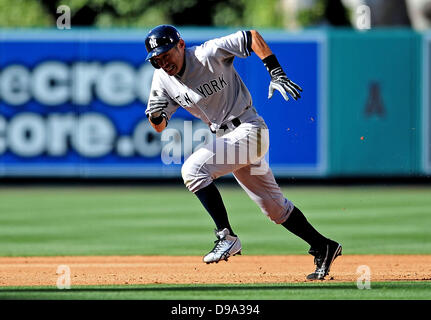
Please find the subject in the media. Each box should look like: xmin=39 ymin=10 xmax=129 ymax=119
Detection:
xmin=149 ymin=38 xmax=158 ymax=49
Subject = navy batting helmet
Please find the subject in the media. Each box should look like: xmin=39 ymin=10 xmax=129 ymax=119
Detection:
xmin=145 ymin=25 xmax=181 ymax=69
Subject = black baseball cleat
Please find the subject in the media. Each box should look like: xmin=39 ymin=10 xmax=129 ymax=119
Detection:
xmin=306 ymin=240 xmax=342 ymax=280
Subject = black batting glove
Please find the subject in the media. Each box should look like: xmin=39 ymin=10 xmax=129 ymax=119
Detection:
xmin=263 ymin=54 xmax=303 ymax=101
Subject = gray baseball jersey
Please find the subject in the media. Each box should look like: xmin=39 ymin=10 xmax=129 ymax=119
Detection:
xmin=147 ymin=30 xmax=294 ymax=225
xmin=147 ymin=31 xmax=253 ymax=131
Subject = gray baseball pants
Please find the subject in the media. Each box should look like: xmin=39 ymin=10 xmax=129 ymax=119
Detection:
xmin=181 ymin=113 xmax=294 ymax=224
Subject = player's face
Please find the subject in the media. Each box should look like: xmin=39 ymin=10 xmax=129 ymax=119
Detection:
xmin=153 ymin=40 xmax=185 ymax=76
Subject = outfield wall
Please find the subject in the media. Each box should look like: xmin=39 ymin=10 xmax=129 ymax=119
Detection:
xmin=0 ymin=28 xmax=427 ymax=178
xmin=328 ymin=29 xmax=422 ymax=177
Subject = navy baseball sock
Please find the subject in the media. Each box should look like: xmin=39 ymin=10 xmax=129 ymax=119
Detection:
xmin=194 ymin=182 xmax=236 ymax=236
xmin=282 ymin=206 xmax=328 ymax=249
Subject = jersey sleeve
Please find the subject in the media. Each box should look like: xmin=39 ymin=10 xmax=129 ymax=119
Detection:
xmin=146 ymin=71 xmax=179 ymax=122
xmin=200 ymin=30 xmax=253 ymax=61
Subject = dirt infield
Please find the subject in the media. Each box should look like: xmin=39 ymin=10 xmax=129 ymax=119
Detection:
xmin=0 ymin=255 xmax=430 ymax=287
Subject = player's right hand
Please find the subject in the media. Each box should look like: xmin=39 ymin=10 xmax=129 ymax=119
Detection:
xmin=268 ymin=67 xmax=303 ymax=101
xmin=146 ymin=96 xmax=169 ymax=118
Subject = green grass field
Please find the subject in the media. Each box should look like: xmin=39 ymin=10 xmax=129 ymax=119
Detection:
xmin=0 ymin=184 xmax=430 ymax=300
xmin=2 ymin=282 xmax=431 ymax=300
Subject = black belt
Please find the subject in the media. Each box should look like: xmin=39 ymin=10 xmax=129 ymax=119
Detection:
xmin=212 ymin=117 xmax=241 ymax=133
xmin=220 ymin=117 xmax=241 ymax=130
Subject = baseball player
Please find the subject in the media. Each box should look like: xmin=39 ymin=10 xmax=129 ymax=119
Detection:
xmin=144 ymin=25 xmax=341 ymax=280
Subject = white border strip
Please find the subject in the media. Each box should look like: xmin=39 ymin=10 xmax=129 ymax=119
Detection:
xmin=319 ymin=31 xmax=328 ymax=176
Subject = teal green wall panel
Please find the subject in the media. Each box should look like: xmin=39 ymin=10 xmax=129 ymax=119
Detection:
xmin=328 ymin=29 xmax=421 ymax=176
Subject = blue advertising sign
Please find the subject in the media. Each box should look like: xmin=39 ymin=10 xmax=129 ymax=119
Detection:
xmin=0 ymin=29 xmax=325 ymax=177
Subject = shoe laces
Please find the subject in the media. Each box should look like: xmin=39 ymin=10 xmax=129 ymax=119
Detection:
xmin=309 ymin=247 xmax=325 ymax=270
xmin=211 ymin=239 xmax=226 ymax=254
xmin=209 ymin=238 xmax=234 ymax=260
xmin=210 ymin=230 xmax=233 ymax=255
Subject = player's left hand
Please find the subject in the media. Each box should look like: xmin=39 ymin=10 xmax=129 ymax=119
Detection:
xmin=268 ymin=67 xmax=303 ymax=101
